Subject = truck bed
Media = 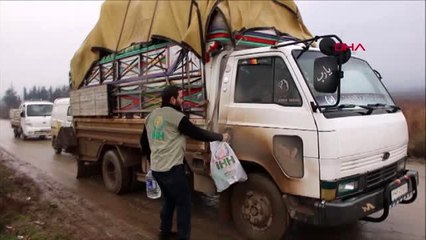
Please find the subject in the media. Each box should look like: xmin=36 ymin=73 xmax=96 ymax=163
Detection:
xmin=9 ymin=109 xmax=21 ymax=128
xmin=74 ymin=117 xmax=208 ymax=156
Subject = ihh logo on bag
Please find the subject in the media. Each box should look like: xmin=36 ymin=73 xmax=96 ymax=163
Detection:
xmin=214 ymin=144 xmax=236 ymax=170
xmin=215 ymin=156 xmax=236 ymax=170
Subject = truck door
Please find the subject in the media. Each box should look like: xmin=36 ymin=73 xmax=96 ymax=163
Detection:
xmin=218 ymin=53 xmax=320 ymax=198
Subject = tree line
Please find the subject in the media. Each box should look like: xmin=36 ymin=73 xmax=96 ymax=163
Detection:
xmin=0 ymin=85 xmax=69 ymax=118
xmin=23 ymin=85 xmax=69 ymax=102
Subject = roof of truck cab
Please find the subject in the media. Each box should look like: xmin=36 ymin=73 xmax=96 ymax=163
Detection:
xmin=230 ymin=44 xmax=315 ymax=56
xmin=53 ymin=98 xmax=70 ymax=105
xmin=23 ymin=101 xmax=53 ymax=105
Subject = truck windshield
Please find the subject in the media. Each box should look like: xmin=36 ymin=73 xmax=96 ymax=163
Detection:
xmin=27 ymin=104 xmax=53 ymax=117
xmin=292 ymin=50 xmax=395 ymax=109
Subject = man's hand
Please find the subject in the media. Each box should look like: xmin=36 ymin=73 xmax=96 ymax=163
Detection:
xmin=222 ymin=133 xmax=231 ymax=142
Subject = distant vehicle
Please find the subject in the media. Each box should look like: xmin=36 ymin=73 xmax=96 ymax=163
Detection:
xmin=11 ymin=101 xmax=53 ymax=140
xmin=51 ymin=98 xmax=72 ymax=154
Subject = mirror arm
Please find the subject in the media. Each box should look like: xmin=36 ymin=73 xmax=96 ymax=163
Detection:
xmin=296 ymin=38 xmax=318 ymax=59
xmin=272 ymin=34 xmax=343 ymax=49
xmin=373 ymin=69 xmax=382 ymax=80
xmin=334 ymin=79 xmax=342 ymax=107
xmin=333 ymin=64 xmax=343 ymax=107
xmin=310 ymin=102 xmax=318 ymax=112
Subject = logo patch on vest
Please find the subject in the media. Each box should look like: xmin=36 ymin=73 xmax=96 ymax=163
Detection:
xmin=152 ymin=116 xmax=165 ymax=140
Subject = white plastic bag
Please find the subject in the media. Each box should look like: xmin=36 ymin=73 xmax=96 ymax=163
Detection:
xmin=210 ymin=141 xmax=247 ymax=192
xmin=146 ymin=170 xmax=161 ymax=199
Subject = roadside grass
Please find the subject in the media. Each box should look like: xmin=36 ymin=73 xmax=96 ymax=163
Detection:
xmin=0 ymin=162 xmax=71 ymax=240
xmin=394 ymin=96 xmax=426 ymax=159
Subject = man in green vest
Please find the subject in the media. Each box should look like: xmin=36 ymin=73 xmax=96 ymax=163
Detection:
xmin=141 ymin=85 xmax=230 ymax=240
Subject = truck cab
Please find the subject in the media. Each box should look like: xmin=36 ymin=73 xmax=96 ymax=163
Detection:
xmin=15 ymin=101 xmax=53 ymax=140
xmin=51 ymin=98 xmax=72 ymax=153
xmin=198 ymin=41 xmax=418 ymax=238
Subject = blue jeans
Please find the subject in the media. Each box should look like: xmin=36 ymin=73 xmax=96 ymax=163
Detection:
xmin=152 ymin=164 xmax=191 ymax=240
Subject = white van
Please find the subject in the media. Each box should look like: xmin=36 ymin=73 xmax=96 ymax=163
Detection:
xmin=51 ymin=98 xmax=72 ymax=153
xmin=13 ymin=101 xmax=53 ymax=140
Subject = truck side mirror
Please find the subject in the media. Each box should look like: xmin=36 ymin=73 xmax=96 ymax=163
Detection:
xmin=319 ymin=37 xmax=336 ymax=56
xmin=319 ymin=37 xmax=351 ymax=64
xmin=20 ymin=111 xmax=25 ymax=118
xmin=314 ymin=57 xmax=339 ymax=93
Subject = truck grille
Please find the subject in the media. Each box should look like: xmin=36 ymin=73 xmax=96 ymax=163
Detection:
xmin=365 ymin=162 xmax=398 ymax=189
xmin=340 ymin=145 xmax=406 ymax=176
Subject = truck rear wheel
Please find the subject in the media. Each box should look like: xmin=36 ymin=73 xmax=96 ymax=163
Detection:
xmin=102 ymin=150 xmax=130 ymax=194
xmin=231 ymin=173 xmax=289 ymax=240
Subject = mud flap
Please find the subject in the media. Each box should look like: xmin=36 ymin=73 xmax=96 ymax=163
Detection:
xmin=219 ymin=188 xmax=233 ymax=222
xmin=76 ymin=160 xmax=101 ymax=179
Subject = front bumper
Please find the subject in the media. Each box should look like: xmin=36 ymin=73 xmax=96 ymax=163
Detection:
xmin=284 ymin=170 xmax=418 ymax=226
xmin=24 ymin=127 xmax=51 ymax=137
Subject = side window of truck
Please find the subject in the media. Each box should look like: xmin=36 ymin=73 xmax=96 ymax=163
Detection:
xmin=235 ymin=57 xmax=302 ymax=106
xmin=235 ymin=57 xmax=273 ymax=103
xmin=273 ymin=58 xmax=302 ymax=106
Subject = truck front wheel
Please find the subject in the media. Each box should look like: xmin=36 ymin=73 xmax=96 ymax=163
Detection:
xmin=13 ymin=128 xmax=19 ymax=138
xmin=52 ymin=137 xmax=62 ymax=154
xmin=102 ymin=150 xmax=130 ymax=194
xmin=19 ymin=128 xmax=27 ymax=140
xmin=231 ymin=173 xmax=289 ymax=240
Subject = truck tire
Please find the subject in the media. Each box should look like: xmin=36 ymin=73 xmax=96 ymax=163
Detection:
xmin=52 ymin=137 xmax=62 ymax=154
xmin=13 ymin=128 xmax=19 ymax=138
xmin=231 ymin=173 xmax=289 ymax=240
xmin=55 ymin=147 xmax=62 ymax=154
xmin=102 ymin=150 xmax=130 ymax=194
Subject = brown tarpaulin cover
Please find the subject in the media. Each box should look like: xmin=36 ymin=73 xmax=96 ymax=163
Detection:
xmin=70 ymin=0 xmax=313 ymax=89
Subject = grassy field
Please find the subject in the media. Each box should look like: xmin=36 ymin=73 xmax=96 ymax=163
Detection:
xmin=0 ymin=162 xmax=70 ymax=240
xmin=394 ymin=95 xmax=425 ymax=158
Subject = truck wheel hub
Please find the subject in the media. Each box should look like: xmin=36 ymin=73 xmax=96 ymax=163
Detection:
xmin=241 ymin=190 xmax=272 ymax=230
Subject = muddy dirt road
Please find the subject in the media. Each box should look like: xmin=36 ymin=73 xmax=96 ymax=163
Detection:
xmin=0 ymin=119 xmax=424 ymax=240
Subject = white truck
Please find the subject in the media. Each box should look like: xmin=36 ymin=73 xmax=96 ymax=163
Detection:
xmin=11 ymin=101 xmax=53 ymax=140
xmin=68 ymin=1 xmax=419 ymax=239
xmin=50 ymin=98 xmax=73 ymax=153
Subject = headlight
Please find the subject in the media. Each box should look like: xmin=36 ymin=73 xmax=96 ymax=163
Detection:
xmin=397 ymin=159 xmax=406 ymax=171
xmin=338 ymin=179 xmax=359 ymax=195
xmin=321 ymin=178 xmax=360 ymax=201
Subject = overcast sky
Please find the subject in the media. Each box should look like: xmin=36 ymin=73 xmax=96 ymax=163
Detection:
xmin=0 ymin=1 xmax=425 ymax=98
